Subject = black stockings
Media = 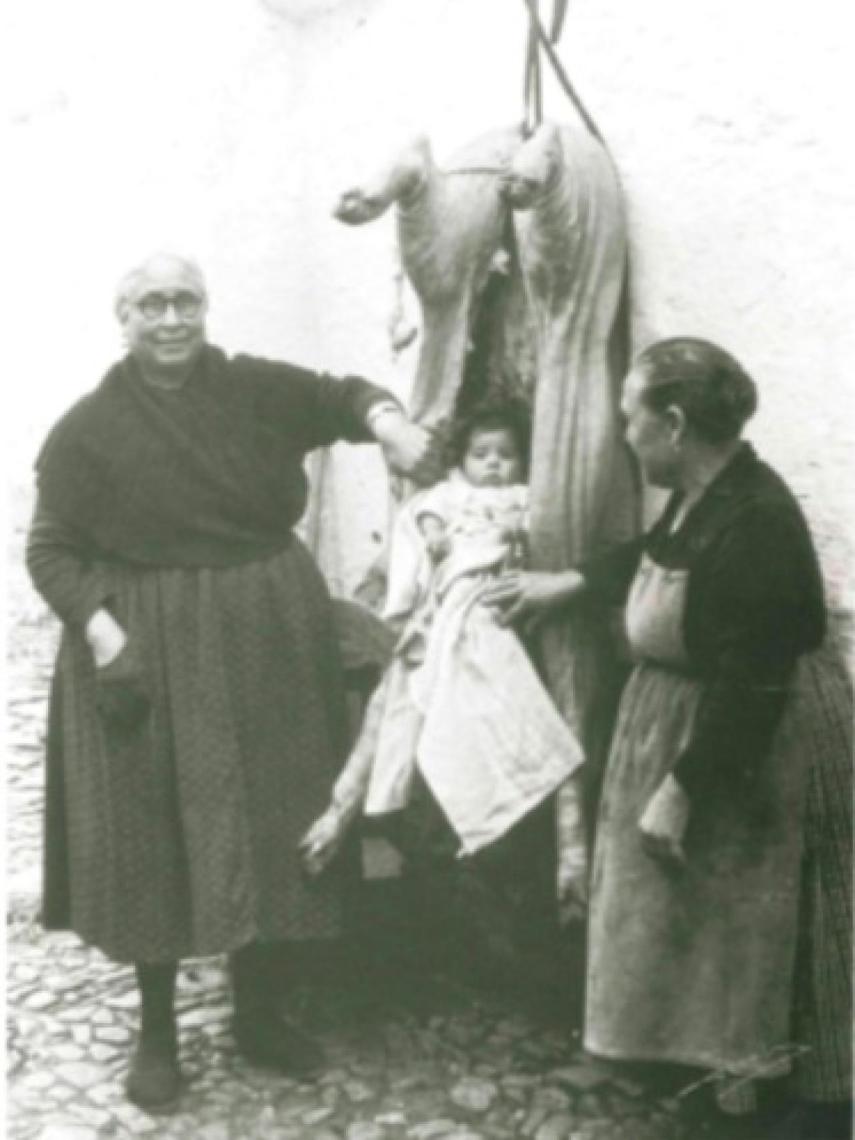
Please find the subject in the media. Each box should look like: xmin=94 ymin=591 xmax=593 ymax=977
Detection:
xmin=134 ymin=961 xmax=178 ymax=1039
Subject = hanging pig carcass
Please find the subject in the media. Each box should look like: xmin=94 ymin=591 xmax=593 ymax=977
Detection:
xmin=333 ymin=119 xmax=637 ymax=747
xmin=332 ymin=128 xmax=535 ymax=609
xmin=334 ymin=129 xmax=529 ymax=429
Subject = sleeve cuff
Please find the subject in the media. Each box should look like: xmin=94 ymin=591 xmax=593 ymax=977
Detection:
xmin=67 ymin=580 xmax=113 ymax=631
xmin=365 ymin=399 xmax=405 ymax=432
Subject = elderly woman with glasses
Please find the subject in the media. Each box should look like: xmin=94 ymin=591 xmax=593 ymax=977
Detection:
xmin=484 ymin=338 xmax=852 ymax=1139
xmin=26 ymin=252 xmax=440 ymax=1111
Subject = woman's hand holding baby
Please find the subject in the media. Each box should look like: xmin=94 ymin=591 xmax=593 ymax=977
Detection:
xmin=482 ymin=569 xmax=586 ymax=627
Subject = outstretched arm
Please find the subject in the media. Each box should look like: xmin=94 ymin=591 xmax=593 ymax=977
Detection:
xmin=243 ymin=357 xmax=443 ymax=485
xmin=480 ymin=531 xmax=647 ymax=626
xmin=481 ymin=567 xmax=588 ymax=625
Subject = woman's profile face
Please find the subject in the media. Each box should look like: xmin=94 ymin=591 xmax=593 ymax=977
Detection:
xmin=621 ymin=369 xmax=680 ymax=488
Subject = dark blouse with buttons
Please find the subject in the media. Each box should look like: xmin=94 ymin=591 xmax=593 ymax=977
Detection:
xmin=581 ymin=443 xmax=827 ymax=798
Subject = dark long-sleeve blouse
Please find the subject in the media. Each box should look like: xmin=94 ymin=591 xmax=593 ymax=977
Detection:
xmin=27 ymin=510 xmax=113 ymax=630
xmin=28 ymin=347 xmax=397 ymax=627
xmin=580 ymin=443 xmax=826 ymax=798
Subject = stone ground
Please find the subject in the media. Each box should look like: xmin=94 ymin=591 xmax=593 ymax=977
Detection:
xmin=6 ymin=509 xmax=731 ymax=1140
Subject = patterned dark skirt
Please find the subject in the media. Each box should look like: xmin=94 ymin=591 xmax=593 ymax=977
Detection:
xmin=43 ymin=539 xmax=354 ymax=963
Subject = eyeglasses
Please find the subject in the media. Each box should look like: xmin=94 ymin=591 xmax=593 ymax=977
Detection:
xmin=135 ymin=292 xmax=204 ymax=322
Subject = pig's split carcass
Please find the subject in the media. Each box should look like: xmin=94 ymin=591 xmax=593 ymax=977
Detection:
xmin=333 ymin=119 xmax=637 ymax=739
xmin=334 ymin=129 xmax=528 ymax=429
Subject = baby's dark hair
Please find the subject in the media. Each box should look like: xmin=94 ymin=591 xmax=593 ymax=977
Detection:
xmin=445 ymin=396 xmax=532 ymax=477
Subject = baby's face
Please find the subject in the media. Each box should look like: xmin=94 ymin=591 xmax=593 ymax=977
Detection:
xmin=461 ymin=427 xmax=522 ymax=487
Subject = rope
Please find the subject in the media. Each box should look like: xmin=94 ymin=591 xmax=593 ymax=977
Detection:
xmin=550 ymin=0 xmax=568 ymax=43
xmin=523 ymin=0 xmax=543 ymax=133
xmin=524 ymin=8 xmax=543 ymax=133
xmin=519 ymin=0 xmax=604 ymax=144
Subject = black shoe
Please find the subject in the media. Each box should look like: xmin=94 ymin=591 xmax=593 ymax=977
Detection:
xmin=234 ymin=1012 xmax=325 ymax=1078
xmin=125 ymin=1029 xmax=180 ymax=1113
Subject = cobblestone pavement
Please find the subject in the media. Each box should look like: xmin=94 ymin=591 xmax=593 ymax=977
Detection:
xmin=7 ymin=520 xmax=700 ymax=1140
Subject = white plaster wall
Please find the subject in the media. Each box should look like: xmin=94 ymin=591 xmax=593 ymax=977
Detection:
xmin=6 ymin=0 xmax=854 ymax=617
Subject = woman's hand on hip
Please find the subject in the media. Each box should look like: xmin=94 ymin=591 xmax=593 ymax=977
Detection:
xmin=85 ymin=608 xmax=127 ymax=668
xmin=481 ymin=569 xmax=586 ymax=627
xmin=638 ymin=774 xmax=690 ymax=868
xmin=372 ymin=411 xmax=443 ymax=485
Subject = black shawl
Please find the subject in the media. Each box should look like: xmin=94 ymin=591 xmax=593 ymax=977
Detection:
xmin=35 ymin=345 xmax=388 ymax=568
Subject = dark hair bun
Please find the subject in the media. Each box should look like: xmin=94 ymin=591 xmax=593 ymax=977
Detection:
xmin=636 ymin=337 xmax=758 ymax=443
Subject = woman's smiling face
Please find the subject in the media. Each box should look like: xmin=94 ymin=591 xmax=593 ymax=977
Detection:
xmin=120 ymin=256 xmax=208 ymax=377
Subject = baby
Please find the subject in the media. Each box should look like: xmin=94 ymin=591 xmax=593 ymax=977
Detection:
xmin=414 ymin=412 xmax=528 ymax=568
xmin=300 ymin=399 xmax=586 ymax=904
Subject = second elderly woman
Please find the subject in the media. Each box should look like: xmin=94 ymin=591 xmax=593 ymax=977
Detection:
xmin=484 ymin=338 xmax=852 ymax=1140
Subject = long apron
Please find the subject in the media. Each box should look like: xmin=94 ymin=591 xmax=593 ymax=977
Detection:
xmin=584 ymin=553 xmax=848 ymax=1085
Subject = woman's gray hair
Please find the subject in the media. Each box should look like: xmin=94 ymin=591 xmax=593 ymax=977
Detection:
xmin=114 ymin=253 xmax=207 ymax=320
xmin=635 ymin=337 xmax=758 ymax=444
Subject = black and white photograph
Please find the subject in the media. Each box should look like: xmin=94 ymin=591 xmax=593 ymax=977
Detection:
xmin=5 ymin=1 xmax=853 ymax=1138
